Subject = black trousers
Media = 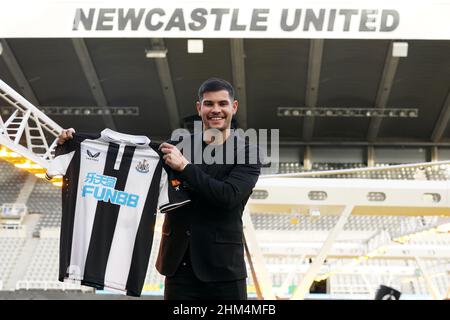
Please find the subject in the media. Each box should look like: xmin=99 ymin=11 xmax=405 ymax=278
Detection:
xmin=164 ymin=249 xmax=247 ymax=300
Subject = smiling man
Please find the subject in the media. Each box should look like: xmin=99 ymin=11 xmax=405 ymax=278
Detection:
xmin=158 ymin=78 xmax=261 ymax=300
xmin=198 ymin=83 xmax=238 ymax=143
xmin=56 ymin=78 xmax=261 ymax=300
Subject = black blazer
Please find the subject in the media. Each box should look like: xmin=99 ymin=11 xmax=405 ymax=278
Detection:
xmin=156 ymin=133 xmax=261 ymax=282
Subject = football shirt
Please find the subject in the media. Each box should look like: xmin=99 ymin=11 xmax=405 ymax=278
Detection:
xmin=46 ymin=128 xmax=189 ymax=296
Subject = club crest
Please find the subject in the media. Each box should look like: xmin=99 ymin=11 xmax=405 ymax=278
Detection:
xmin=136 ymin=159 xmax=150 ymax=173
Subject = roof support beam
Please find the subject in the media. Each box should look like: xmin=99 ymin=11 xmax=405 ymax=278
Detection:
xmin=71 ymin=38 xmax=117 ymax=130
xmin=303 ymin=145 xmax=312 ymax=170
xmin=302 ymin=39 xmax=324 ymax=142
xmin=431 ymin=89 xmax=450 ymax=142
xmin=414 ymin=256 xmax=441 ymax=300
xmin=0 ymin=39 xmax=39 ymax=106
xmin=430 ymin=146 xmax=439 ymax=162
xmin=150 ymin=38 xmax=180 ymax=131
xmin=230 ymin=39 xmax=248 ymax=129
xmin=367 ymin=145 xmax=375 ymax=167
xmin=242 ymin=207 xmax=276 ymax=300
xmin=367 ymin=42 xmax=400 ymax=141
xmin=291 ymin=205 xmax=354 ymax=300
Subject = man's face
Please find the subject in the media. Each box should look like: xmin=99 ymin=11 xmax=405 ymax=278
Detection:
xmin=196 ymin=90 xmax=238 ymax=131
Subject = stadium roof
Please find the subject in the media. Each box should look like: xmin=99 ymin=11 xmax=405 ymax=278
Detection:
xmin=0 ymin=38 xmax=449 ymax=146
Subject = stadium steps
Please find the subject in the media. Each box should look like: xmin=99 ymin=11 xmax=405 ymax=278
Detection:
xmin=15 ymin=174 xmax=38 ymax=204
xmin=5 ymin=238 xmax=39 ymax=290
xmin=0 ymin=160 xmax=28 ymax=205
xmin=3 ymin=214 xmax=40 ymax=290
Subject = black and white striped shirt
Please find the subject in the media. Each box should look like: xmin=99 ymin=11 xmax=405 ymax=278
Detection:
xmin=46 ymin=128 xmax=190 ymax=296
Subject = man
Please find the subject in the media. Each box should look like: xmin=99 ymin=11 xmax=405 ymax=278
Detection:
xmin=57 ymin=78 xmax=261 ymax=300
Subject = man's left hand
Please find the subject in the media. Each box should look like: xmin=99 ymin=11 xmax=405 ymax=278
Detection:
xmin=159 ymin=142 xmax=190 ymax=172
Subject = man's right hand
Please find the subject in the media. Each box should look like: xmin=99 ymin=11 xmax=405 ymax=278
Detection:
xmin=57 ymin=128 xmax=76 ymax=145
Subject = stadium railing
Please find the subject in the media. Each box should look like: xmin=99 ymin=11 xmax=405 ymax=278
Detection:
xmin=15 ymin=280 xmax=86 ymax=291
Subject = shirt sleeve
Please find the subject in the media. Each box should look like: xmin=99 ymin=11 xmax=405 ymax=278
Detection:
xmin=157 ymin=164 xmax=191 ymax=213
xmin=45 ymin=138 xmax=77 ymax=180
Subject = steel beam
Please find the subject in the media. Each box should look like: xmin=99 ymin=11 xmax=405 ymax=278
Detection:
xmin=367 ymin=145 xmax=375 ymax=167
xmin=414 ymin=256 xmax=442 ymax=300
xmin=0 ymin=39 xmax=39 ymax=105
xmin=291 ymin=205 xmax=354 ymax=300
xmin=367 ymin=42 xmax=400 ymax=141
xmin=302 ymin=39 xmax=324 ymax=142
xmin=303 ymin=145 xmax=312 ymax=170
xmin=230 ymin=39 xmax=248 ymax=129
xmin=242 ymin=207 xmax=276 ymax=300
xmin=150 ymin=38 xmax=180 ymax=131
xmin=71 ymin=38 xmax=117 ymax=130
xmin=0 ymin=78 xmax=62 ymax=166
xmin=431 ymin=146 xmax=439 ymax=162
xmin=431 ymin=89 xmax=450 ymax=142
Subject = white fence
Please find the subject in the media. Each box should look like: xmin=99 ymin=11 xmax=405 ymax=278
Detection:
xmin=15 ymin=280 xmax=91 ymax=292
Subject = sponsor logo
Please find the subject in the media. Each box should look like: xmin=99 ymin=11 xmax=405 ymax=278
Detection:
xmin=82 ymin=172 xmax=139 ymax=208
xmin=136 ymin=159 xmax=150 ymax=173
xmin=171 ymin=179 xmax=181 ymax=191
xmin=86 ymin=149 xmax=100 ymax=161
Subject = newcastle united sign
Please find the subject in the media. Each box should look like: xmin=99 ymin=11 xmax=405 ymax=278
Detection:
xmin=0 ymin=0 xmax=449 ymax=39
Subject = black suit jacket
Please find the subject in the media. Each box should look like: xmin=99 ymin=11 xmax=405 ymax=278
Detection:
xmin=156 ymin=133 xmax=261 ymax=282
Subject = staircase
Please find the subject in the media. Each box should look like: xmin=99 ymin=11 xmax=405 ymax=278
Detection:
xmin=15 ymin=174 xmax=37 ymax=204
xmin=3 ymin=214 xmax=40 ymax=290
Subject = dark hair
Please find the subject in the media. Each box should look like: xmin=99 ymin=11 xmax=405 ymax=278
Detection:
xmin=197 ymin=78 xmax=235 ymax=102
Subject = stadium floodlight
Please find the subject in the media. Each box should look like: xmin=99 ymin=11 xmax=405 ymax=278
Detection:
xmin=0 ymin=147 xmax=8 ymax=157
xmin=0 ymin=147 xmax=21 ymax=161
xmin=392 ymin=42 xmax=408 ymax=57
xmin=1 ymin=106 xmax=141 ymax=116
xmin=14 ymin=160 xmax=44 ymax=171
xmin=187 ymin=39 xmax=204 ymax=53
xmin=277 ymin=107 xmax=419 ymax=118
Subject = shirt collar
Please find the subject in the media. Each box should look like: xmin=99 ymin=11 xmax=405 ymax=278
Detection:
xmin=100 ymin=128 xmax=150 ymax=146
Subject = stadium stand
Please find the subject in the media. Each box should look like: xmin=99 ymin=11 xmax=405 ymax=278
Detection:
xmin=26 ymin=178 xmax=61 ymax=214
xmin=22 ymin=237 xmax=59 ymax=284
xmin=0 ymin=160 xmax=28 ymax=205
xmin=33 ymin=211 xmax=61 ymax=237
xmin=275 ymin=161 xmax=450 ymax=180
xmin=0 ymin=237 xmax=26 ymax=288
xmin=1 ymin=158 xmax=448 ymax=299
xmin=251 ymin=212 xmax=419 ymax=234
xmin=143 ymin=231 xmax=165 ymax=295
